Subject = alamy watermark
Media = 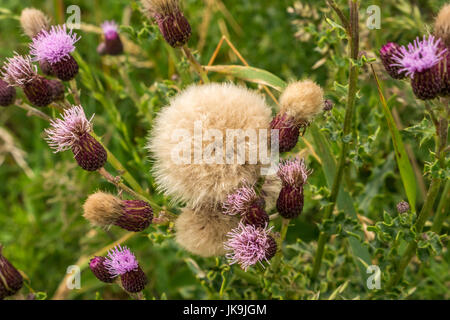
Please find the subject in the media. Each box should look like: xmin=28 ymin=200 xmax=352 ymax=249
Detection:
xmin=66 ymin=265 xmax=81 ymax=290
xmin=366 ymin=265 xmax=381 ymax=289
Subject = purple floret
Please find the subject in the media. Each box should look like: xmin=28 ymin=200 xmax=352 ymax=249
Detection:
xmin=104 ymin=245 xmax=139 ymax=277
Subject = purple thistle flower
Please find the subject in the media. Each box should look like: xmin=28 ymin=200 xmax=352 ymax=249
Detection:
xmin=224 ymin=222 xmax=276 ymax=271
xmin=101 ymin=21 xmax=119 ymax=40
xmin=45 ymin=105 xmax=93 ymax=153
xmin=379 ymin=42 xmax=407 ymax=79
xmin=223 ymin=183 xmax=259 ymax=216
xmin=30 ymin=25 xmax=80 ymax=64
xmin=89 ymin=256 xmax=114 ymax=283
xmin=1 ymin=54 xmax=38 ymax=87
xmin=391 ymin=35 xmax=447 ymax=78
xmin=270 ymin=113 xmax=302 ymax=153
xmin=45 ymin=105 xmax=107 ymax=171
xmin=277 ymin=157 xmax=310 ymax=189
xmin=104 ymin=245 xmax=139 ymax=277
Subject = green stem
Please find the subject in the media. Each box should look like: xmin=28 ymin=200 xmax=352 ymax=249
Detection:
xmin=311 ymin=0 xmax=359 ymax=281
xmin=432 ymin=179 xmax=450 ymax=233
xmin=181 ymin=45 xmax=210 ymax=84
xmin=233 ymin=267 xmax=259 ymax=285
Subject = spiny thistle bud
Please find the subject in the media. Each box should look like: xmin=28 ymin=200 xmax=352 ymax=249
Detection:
xmin=0 ymin=79 xmax=16 ymax=107
xmin=223 ymin=183 xmax=268 ymax=228
xmin=434 ymin=4 xmax=450 ymax=47
xmin=83 ymin=192 xmax=153 ymax=232
xmin=48 ymin=79 xmax=65 ymax=101
xmin=44 ymin=105 xmax=107 ymax=171
xmin=30 ymin=25 xmax=80 ymax=81
xmin=270 ymin=113 xmax=302 ymax=153
xmin=20 ymin=8 xmax=50 ymax=39
xmin=89 ymin=256 xmax=114 ymax=283
xmin=276 ymin=157 xmax=310 ymax=219
xmin=379 ymin=42 xmax=407 ymax=79
xmin=391 ymin=35 xmax=447 ymax=100
xmin=98 ymin=21 xmax=124 ymax=56
xmin=0 ymin=245 xmax=23 ymax=300
xmin=1 ymin=54 xmax=53 ymax=107
xmin=104 ymin=246 xmax=148 ymax=293
xmin=141 ymin=0 xmax=191 ymax=47
xmin=396 ymin=200 xmax=410 ymax=214
xmin=224 ymin=223 xmax=277 ymax=271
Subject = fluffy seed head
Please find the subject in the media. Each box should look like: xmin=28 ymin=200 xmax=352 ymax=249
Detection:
xmin=83 ymin=192 xmax=123 ymax=228
xmin=0 ymin=79 xmax=16 ymax=107
xmin=380 ymin=42 xmax=407 ymax=79
xmin=391 ymin=35 xmax=447 ymax=78
xmin=20 ymin=8 xmax=50 ymax=39
xmin=141 ymin=0 xmax=181 ymax=17
xmin=148 ymin=83 xmax=272 ymax=207
xmin=277 ymin=157 xmax=310 ymax=189
xmin=175 ymin=207 xmax=240 ymax=257
xmin=89 ymin=256 xmax=115 ymax=283
xmin=30 ymin=25 xmax=80 ymax=64
xmin=434 ymin=4 xmax=450 ymax=47
xmin=44 ymin=105 xmax=93 ymax=153
xmin=224 ymin=222 xmax=275 ymax=271
xmin=1 ymin=54 xmax=38 ymax=87
xmin=279 ymin=80 xmax=324 ymax=122
xmin=396 ymin=201 xmax=410 ymax=214
xmin=104 ymin=245 xmax=139 ymax=277
xmin=0 ymin=246 xmax=23 ymax=300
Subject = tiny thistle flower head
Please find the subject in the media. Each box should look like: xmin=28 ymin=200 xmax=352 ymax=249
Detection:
xmin=379 ymin=42 xmax=407 ymax=79
xmin=98 ymin=20 xmax=124 ymax=56
xmin=391 ymin=35 xmax=447 ymax=78
xmin=20 ymin=8 xmax=50 ymax=39
xmin=101 ymin=20 xmax=119 ymax=40
xmin=223 ymin=183 xmax=258 ymax=216
xmin=224 ymin=222 xmax=276 ymax=271
xmin=30 ymin=25 xmax=80 ymax=64
xmin=277 ymin=157 xmax=310 ymax=189
xmin=270 ymin=113 xmax=301 ymax=153
xmin=0 ymin=245 xmax=23 ymax=300
xmin=396 ymin=201 xmax=410 ymax=214
xmin=104 ymin=245 xmax=139 ymax=277
xmin=1 ymin=54 xmax=38 ymax=87
xmin=45 ymin=105 xmax=93 ymax=153
xmin=89 ymin=256 xmax=114 ymax=283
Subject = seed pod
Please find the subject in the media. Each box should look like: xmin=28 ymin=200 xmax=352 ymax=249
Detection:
xmin=0 ymin=79 xmax=16 ymax=107
xmin=276 ymin=185 xmax=304 ymax=219
xmin=0 ymin=246 xmax=23 ymax=300
xmin=89 ymin=256 xmax=114 ymax=283
xmin=120 ymin=266 xmax=148 ymax=293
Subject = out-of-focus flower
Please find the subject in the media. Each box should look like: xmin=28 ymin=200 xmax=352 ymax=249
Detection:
xmin=97 ymin=21 xmax=123 ymax=56
xmin=0 ymin=78 xmax=16 ymax=107
xmin=0 ymin=245 xmax=23 ymax=300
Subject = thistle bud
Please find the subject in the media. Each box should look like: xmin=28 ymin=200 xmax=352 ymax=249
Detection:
xmin=89 ymin=256 xmax=114 ymax=283
xmin=39 ymin=59 xmax=53 ymax=76
xmin=276 ymin=157 xmax=310 ymax=219
xmin=223 ymin=183 xmax=269 ymax=228
xmin=20 ymin=8 xmax=50 ymax=39
xmin=141 ymin=0 xmax=191 ymax=47
xmin=224 ymin=223 xmax=276 ymax=271
xmin=270 ymin=113 xmax=302 ymax=153
xmin=1 ymin=54 xmax=53 ymax=107
xmin=0 ymin=246 xmax=23 ymax=300
xmin=379 ymin=42 xmax=406 ymax=79
xmin=104 ymin=246 xmax=148 ymax=293
xmin=83 ymin=192 xmax=153 ymax=232
xmin=434 ymin=4 xmax=450 ymax=47
xmin=44 ymin=105 xmax=108 ymax=171
xmin=396 ymin=201 xmax=410 ymax=214
xmin=30 ymin=25 xmax=80 ymax=82
xmin=98 ymin=21 xmax=124 ymax=56
xmin=48 ymin=79 xmax=65 ymax=101
xmin=0 ymin=79 xmax=16 ymax=107
xmin=391 ymin=35 xmax=447 ymax=100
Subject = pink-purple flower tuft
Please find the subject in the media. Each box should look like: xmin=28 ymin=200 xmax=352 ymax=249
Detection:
xmin=391 ymin=35 xmax=447 ymax=78
xmin=101 ymin=21 xmax=119 ymax=40
xmin=1 ymin=54 xmax=37 ymax=87
xmin=223 ymin=183 xmax=258 ymax=216
xmin=30 ymin=25 xmax=80 ymax=64
xmin=277 ymin=157 xmax=310 ymax=188
xmin=224 ymin=222 xmax=276 ymax=271
xmin=104 ymin=245 xmax=139 ymax=277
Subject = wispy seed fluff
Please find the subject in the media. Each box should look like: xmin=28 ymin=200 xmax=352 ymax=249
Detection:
xmin=279 ymin=80 xmax=324 ymax=122
xmin=435 ymin=4 xmax=450 ymax=47
xmin=175 ymin=207 xmax=240 ymax=257
xmin=148 ymin=83 xmax=272 ymax=207
xmin=20 ymin=8 xmax=50 ymax=39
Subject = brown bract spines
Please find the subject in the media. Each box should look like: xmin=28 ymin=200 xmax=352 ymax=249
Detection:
xmin=434 ymin=4 xmax=450 ymax=47
xmin=175 ymin=207 xmax=240 ymax=257
xmin=279 ymin=80 xmax=324 ymax=123
xmin=20 ymin=8 xmax=50 ymax=39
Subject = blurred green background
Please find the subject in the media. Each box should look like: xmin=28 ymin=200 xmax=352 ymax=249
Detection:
xmin=0 ymin=0 xmax=448 ymax=299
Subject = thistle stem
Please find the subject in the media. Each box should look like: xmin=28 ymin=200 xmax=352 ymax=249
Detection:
xmin=311 ymin=0 xmax=359 ymax=281
xmin=432 ymin=179 xmax=450 ymax=233
xmin=181 ymin=45 xmax=210 ymax=84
